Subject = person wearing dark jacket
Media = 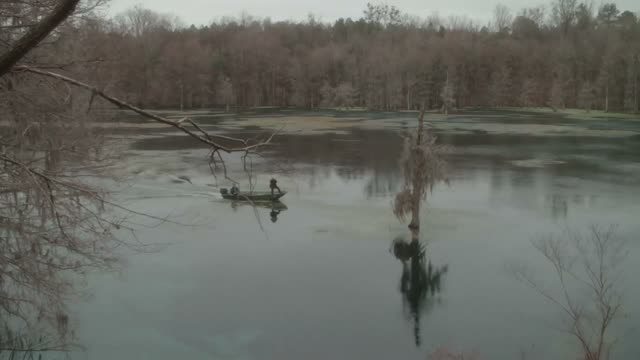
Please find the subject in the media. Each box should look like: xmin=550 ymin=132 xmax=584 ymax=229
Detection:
xmin=269 ymin=178 xmax=281 ymax=195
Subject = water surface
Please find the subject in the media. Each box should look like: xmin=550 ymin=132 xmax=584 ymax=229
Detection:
xmin=72 ymin=110 xmax=640 ymax=360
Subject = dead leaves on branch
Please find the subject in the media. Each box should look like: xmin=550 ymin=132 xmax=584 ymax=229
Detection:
xmin=393 ymin=124 xmax=451 ymax=224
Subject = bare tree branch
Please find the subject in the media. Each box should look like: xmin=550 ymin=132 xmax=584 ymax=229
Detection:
xmin=12 ymin=66 xmax=277 ymax=154
xmin=512 ymin=225 xmax=627 ymax=360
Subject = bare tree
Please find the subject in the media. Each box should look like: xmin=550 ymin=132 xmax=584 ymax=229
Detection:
xmin=393 ymin=104 xmax=449 ymax=230
xmin=552 ymin=0 xmax=578 ymax=35
xmin=520 ymin=78 xmax=539 ymax=107
xmin=521 ymin=5 xmax=547 ymax=26
xmin=575 ymin=2 xmax=595 ymax=30
xmin=549 ymin=76 xmax=565 ymax=111
xmin=319 ymin=81 xmax=335 ymax=106
xmin=512 ymin=225 xmax=627 ymax=360
xmin=440 ymin=72 xmax=455 ymax=115
xmin=623 ymin=55 xmax=639 ymax=113
xmin=114 ymin=5 xmax=181 ymax=36
xmin=512 ymin=15 xmax=541 ymax=39
xmin=490 ymin=66 xmax=513 ymax=107
xmin=597 ymin=58 xmax=613 ymax=113
xmin=597 ymin=3 xmax=620 ymax=27
xmin=363 ymin=2 xmax=402 ymax=27
xmin=334 ymin=82 xmax=357 ymax=109
xmin=216 ymin=76 xmax=235 ymax=112
xmin=578 ymin=81 xmax=595 ymax=112
xmin=493 ymin=4 xmax=513 ymax=33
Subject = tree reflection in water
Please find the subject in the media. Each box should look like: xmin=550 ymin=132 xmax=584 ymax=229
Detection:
xmin=391 ymin=106 xmax=450 ymax=347
xmin=0 ymin=174 xmax=127 ymax=357
xmin=392 ymin=230 xmax=448 ymax=347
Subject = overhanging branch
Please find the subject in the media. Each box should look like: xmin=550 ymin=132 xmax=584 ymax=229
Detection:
xmin=12 ymin=66 xmax=277 ymax=153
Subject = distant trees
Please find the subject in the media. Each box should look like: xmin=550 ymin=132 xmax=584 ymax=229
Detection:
xmin=29 ymin=1 xmax=640 ymax=113
xmin=520 ymin=78 xmax=539 ymax=107
xmin=440 ymin=73 xmax=455 ymax=114
xmin=335 ymin=82 xmax=357 ymax=108
xmin=493 ymin=4 xmax=513 ymax=33
xmin=597 ymin=3 xmax=620 ymax=26
xmin=550 ymin=76 xmax=566 ymax=110
xmin=552 ymin=0 xmax=579 ymax=35
xmin=489 ymin=66 xmax=513 ymax=107
xmin=321 ymin=81 xmax=357 ymax=108
xmin=363 ymin=2 xmax=402 ymax=27
xmin=578 ymin=82 xmax=595 ymax=111
xmin=216 ymin=76 xmax=234 ymax=112
xmin=512 ymin=15 xmax=540 ymax=39
xmin=623 ymin=55 xmax=639 ymax=112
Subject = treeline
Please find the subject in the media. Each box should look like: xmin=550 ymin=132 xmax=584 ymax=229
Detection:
xmin=56 ymin=1 xmax=640 ymax=112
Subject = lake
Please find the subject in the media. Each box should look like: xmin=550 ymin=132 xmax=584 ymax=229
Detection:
xmin=69 ymin=109 xmax=640 ymax=360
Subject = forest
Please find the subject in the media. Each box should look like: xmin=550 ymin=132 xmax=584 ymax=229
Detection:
xmin=4 ymin=0 xmax=637 ymax=112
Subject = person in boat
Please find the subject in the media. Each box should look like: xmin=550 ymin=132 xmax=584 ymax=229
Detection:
xmin=230 ymin=184 xmax=239 ymax=195
xmin=269 ymin=178 xmax=282 ymax=195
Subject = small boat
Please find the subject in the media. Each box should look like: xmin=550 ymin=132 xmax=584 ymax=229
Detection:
xmin=220 ymin=188 xmax=286 ymax=201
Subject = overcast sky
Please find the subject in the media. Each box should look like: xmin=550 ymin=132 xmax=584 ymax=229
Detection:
xmin=106 ymin=0 xmax=640 ymax=26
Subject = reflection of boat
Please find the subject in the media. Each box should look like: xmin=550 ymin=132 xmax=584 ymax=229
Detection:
xmin=230 ymin=200 xmax=288 ymax=211
xmin=228 ymin=199 xmax=288 ymax=223
xmin=220 ymin=188 xmax=286 ymax=201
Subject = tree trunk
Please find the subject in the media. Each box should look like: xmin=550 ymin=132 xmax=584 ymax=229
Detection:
xmin=0 ymin=0 xmax=81 ymax=77
xmin=179 ymin=82 xmax=184 ymax=111
xmin=408 ymin=104 xmax=426 ymax=230
xmin=633 ymin=72 xmax=638 ymax=113
xmin=605 ymin=83 xmax=609 ymax=113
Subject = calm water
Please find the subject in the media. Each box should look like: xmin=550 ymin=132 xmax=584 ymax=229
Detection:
xmin=69 ymin=111 xmax=640 ymax=360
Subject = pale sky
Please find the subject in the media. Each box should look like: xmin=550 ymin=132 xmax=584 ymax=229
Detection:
xmin=105 ymin=0 xmax=640 ymax=26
